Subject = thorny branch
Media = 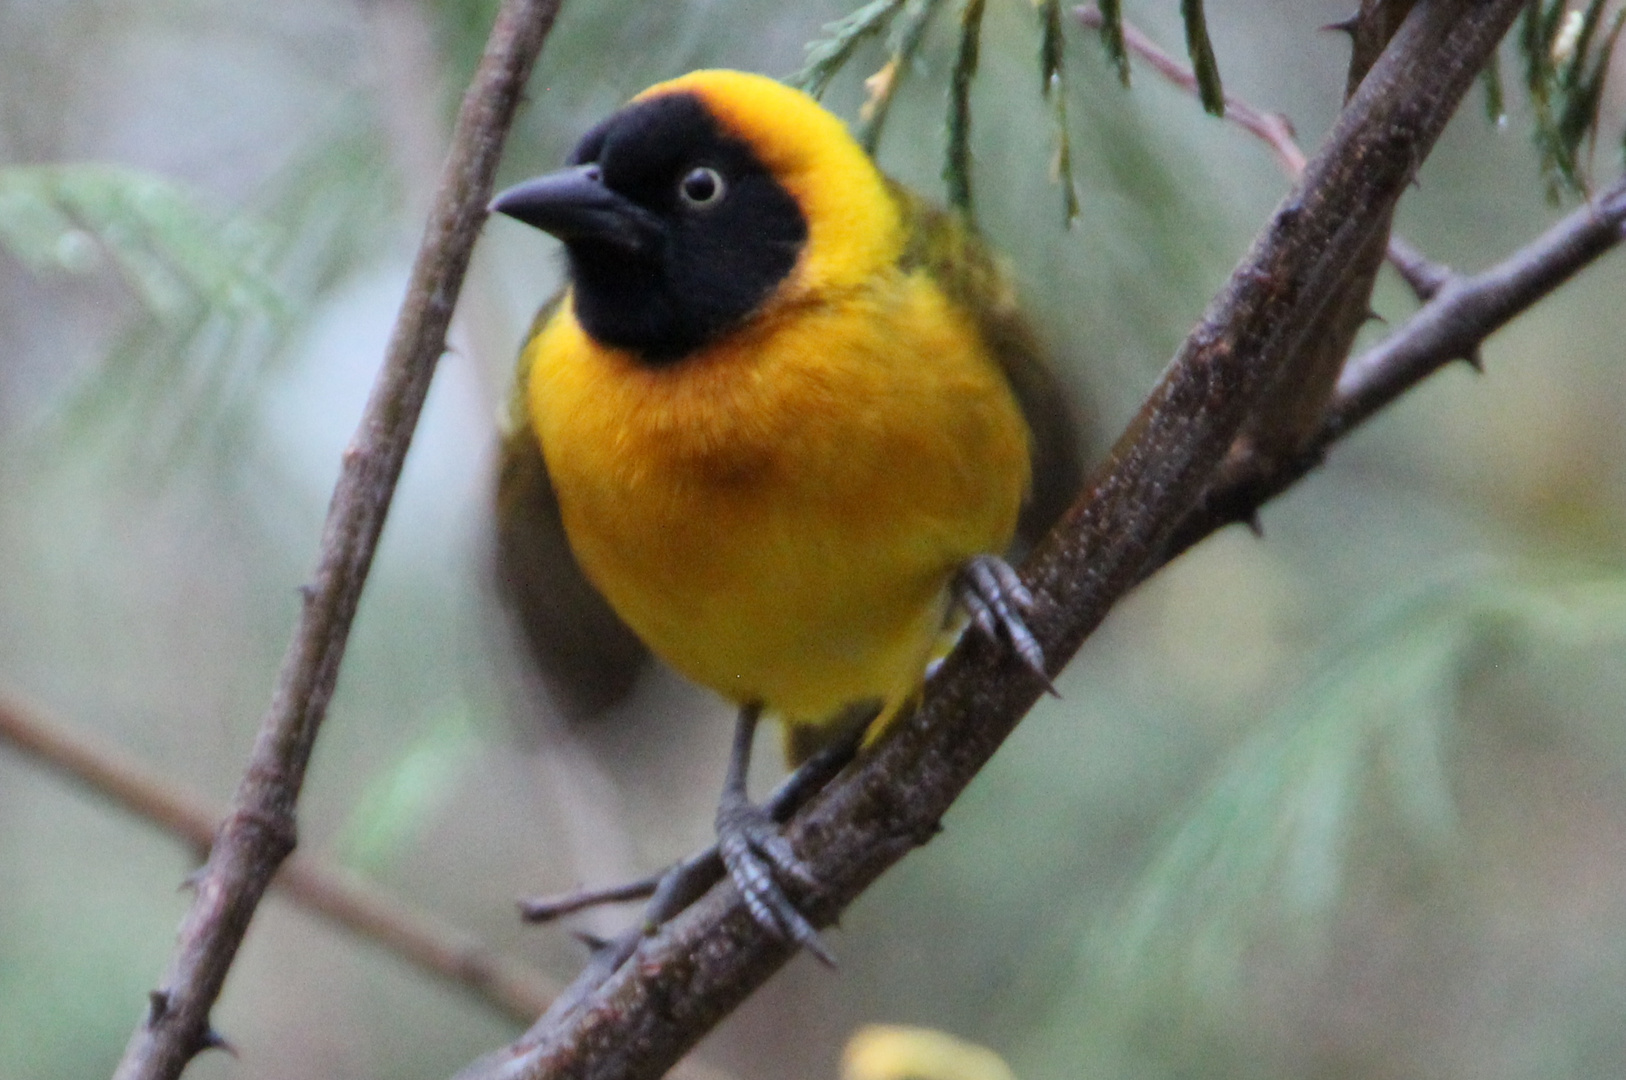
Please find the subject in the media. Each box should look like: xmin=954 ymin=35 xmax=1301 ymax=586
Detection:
xmin=109 ymin=2 xmax=566 ymax=1078
xmin=451 ymin=2 xmax=1550 ymax=1080
xmin=0 ymin=697 xmax=558 ymax=1022
xmin=1075 ymin=3 xmax=1459 ymax=304
xmin=1159 ymin=171 xmax=1626 ymax=567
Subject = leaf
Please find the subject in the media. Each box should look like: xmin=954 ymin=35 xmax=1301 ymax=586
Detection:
xmin=1098 ymin=571 xmax=1626 ymax=1004
xmin=8 ymin=98 xmax=399 ymax=478
xmin=1519 ymin=0 xmax=1626 ymax=198
xmin=854 ymin=0 xmax=949 ymax=155
xmin=1036 ymin=0 xmax=1080 ymax=223
xmin=0 ymin=164 xmax=284 ymax=324
xmin=1180 ymin=0 xmax=1224 ymax=116
xmin=790 ymin=0 xmax=912 ymax=98
xmin=1095 ymin=0 xmax=1131 ymax=87
xmin=943 ymin=0 xmax=986 ymax=215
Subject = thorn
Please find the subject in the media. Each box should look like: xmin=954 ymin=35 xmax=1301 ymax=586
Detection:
xmin=1243 ymin=510 xmax=1265 ymax=537
xmin=1320 ymin=14 xmax=1360 ymax=35
xmin=179 ymin=866 xmax=207 ymax=892
xmin=296 ymin=583 xmax=317 ymax=603
xmin=147 ymin=989 xmax=170 ymax=1023
xmin=199 ymin=1026 xmax=238 ymax=1058
xmin=571 ymin=929 xmax=611 ymax=953
xmin=1365 ymin=307 xmax=1387 ymax=325
xmin=802 ymin=931 xmax=839 ymax=969
xmin=1462 ymin=350 xmax=1484 ymax=373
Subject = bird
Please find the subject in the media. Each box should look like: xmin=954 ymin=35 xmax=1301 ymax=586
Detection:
xmin=488 ymin=69 xmax=1080 ymax=958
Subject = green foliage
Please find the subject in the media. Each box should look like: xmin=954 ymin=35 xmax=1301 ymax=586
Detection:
xmin=1179 ymin=0 xmax=1224 ymax=116
xmin=0 ymin=100 xmax=398 ymax=476
xmin=944 ymin=0 xmax=987 ymax=214
xmin=793 ymin=0 xmax=1220 ymax=224
xmin=1519 ymin=0 xmax=1626 ymax=199
xmin=1095 ymin=0 xmax=1131 ymax=86
xmin=791 ymin=0 xmax=915 ymax=98
xmin=1104 ymin=590 xmax=1466 ymax=997
xmin=0 ymin=165 xmax=281 ymax=318
xmin=1070 ymin=571 xmax=1626 ymax=1075
xmin=0 ymin=164 xmax=288 ymax=468
xmin=1038 ymin=0 xmax=1081 ymax=223
xmin=853 ymin=0 xmax=949 ymax=156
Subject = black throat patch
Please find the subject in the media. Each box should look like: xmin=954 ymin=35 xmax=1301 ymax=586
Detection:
xmin=562 ymin=92 xmax=809 ymax=363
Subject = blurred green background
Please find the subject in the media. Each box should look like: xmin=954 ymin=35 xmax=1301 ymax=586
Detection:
xmin=2 ymin=1 xmax=1625 ymax=1079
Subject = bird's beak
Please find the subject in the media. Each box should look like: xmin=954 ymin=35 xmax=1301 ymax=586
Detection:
xmin=489 ymin=165 xmax=662 ymax=255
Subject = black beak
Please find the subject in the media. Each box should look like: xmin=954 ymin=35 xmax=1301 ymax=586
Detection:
xmin=489 ymin=165 xmax=662 ymax=255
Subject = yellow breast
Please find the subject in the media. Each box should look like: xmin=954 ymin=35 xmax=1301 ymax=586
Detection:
xmin=526 ymin=268 xmax=1030 ymax=742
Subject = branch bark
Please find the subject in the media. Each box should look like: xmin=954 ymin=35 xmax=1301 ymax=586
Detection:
xmin=0 ymin=696 xmax=559 ymax=1022
xmin=458 ymin=1 xmax=1532 ymax=1078
xmin=109 ymin=2 xmax=566 ymax=1077
xmin=1158 ymin=171 xmax=1626 ymax=570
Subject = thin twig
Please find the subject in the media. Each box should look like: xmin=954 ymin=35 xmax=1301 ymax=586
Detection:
xmin=1330 ymin=175 xmax=1626 ymax=432
xmin=1077 ymin=4 xmax=1304 ymax=174
xmin=1076 ymin=2 xmax=1464 ymax=301
xmin=0 ymin=696 xmax=558 ymax=1022
xmin=110 ymin=3 xmax=566 ymax=1078
xmin=452 ymin=3 xmax=1528 ymax=1079
xmin=1159 ymin=172 xmax=1626 ymax=566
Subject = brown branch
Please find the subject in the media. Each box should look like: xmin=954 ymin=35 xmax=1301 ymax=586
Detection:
xmin=1159 ymin=172 xmax=1626 ymax=565
xmin=1077 ymin=2 xmax=1463 ymax=309
xmin=0 ymin=696 xmax=558 ymax=1022
xmin=1330 ymin=175 xmax=1626 ymax=431
xmin=451 ymin=3 xmax=1527 ymax=1079
xmin=109 ymin=2 xmax=566 ymax=1077
xmin=1077 ymin=3 xmax=1306 ymax=176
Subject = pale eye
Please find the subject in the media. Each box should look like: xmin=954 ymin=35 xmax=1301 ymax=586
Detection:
xmin=678 ymin=166 xmax=726 ymax=208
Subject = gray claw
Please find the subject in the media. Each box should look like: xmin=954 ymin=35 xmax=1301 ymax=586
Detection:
xmin=955 ymin=555 xmax=1058 ymax=696
xmin=717 ymin=801 xmax=835 ymax=966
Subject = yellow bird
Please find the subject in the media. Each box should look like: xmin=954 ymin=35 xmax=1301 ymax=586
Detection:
xmin=490 ymin=70 xmax=1077 ymax=955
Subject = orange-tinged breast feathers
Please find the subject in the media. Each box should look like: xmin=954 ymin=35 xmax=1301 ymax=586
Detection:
xmin=526 ymin=271 xmax=1030 ymax=729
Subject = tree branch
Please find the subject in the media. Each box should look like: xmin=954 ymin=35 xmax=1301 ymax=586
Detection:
xmin=1076 ymin=3 xmax=1306 ymax=175
xmin=1159 ymin=171 xmax=1626 ymax=566
xmin=109 ymin=2 xmax=566 ymax=1077
xmin=1077 ymin=2 xmax=1461 ymax=309
xmin=0 ymin=696 xmax=559 ymax=1022
xmin=455 ymin=2 xmax=1529 ymax=1079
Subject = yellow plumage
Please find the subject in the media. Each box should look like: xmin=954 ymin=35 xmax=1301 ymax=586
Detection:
xmin=516 ymin=71 xmax=1033 ymax=759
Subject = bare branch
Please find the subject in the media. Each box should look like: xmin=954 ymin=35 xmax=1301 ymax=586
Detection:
xmin=0 ymin=697 xmax=559 ymax=1022
xmin=456 ymin=3 xmax=1528 ymax=1079
xmin=1330 ymin=176 xmax=1626 ymax=434
xmin=1160 ymin=172 xmax=1626 ymax=565
xmin=1077 ymin=4 xmax=1305 ymax=175
xmin=1077 ymin=1 xmax=1467 ymax=306
xmin=109 ymin=2 xmax=566 ymax=1077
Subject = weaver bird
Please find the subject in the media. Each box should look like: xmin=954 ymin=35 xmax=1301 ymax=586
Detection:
xmin=490 ymin=70 xmax=1079 ymax=956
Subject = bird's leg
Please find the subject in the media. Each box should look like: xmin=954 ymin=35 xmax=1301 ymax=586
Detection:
xmin=713 ymin=702 xmax=835 ymax=964
xmin=954 ymin=554 xmax=1057 ymax=695
xmin=520 ymin=712 xmax=859 ymax=966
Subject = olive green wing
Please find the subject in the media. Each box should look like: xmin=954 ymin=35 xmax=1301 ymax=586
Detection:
xmin=890 ymin=182 xmax=1087 ymax=554
xmin=494 ymin=295 xmax=651 ymax=721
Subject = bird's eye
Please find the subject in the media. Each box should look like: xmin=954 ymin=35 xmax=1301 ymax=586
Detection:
xmin=678 ymin=166 xmax=726 ymax=208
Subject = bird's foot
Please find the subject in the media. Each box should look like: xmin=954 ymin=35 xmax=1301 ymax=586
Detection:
xmin=955 ymin=554 xmax=1057 ymax=695
xmin=715 ymin=785 xmax=834 ymax=965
